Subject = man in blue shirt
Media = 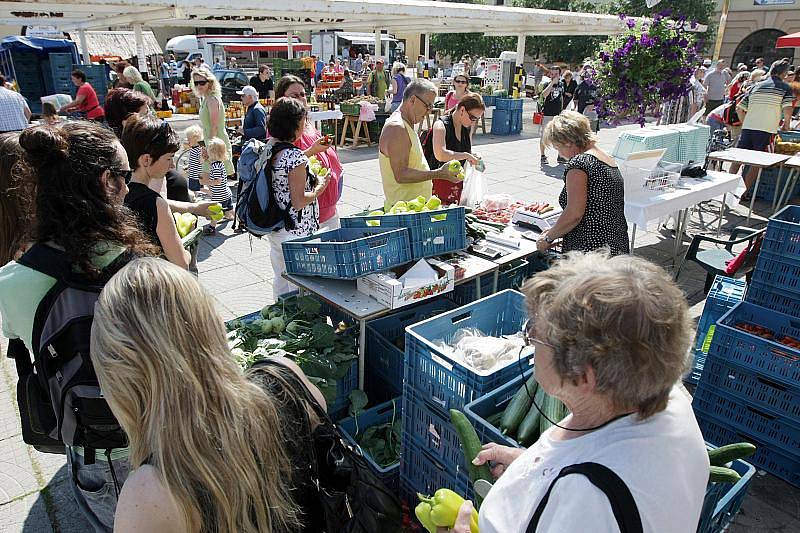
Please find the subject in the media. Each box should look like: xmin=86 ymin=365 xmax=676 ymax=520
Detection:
xmin=236 ymin=86 xmax=267 ymax=143
xmin=314 ymin=55 xmax=325 ymax=83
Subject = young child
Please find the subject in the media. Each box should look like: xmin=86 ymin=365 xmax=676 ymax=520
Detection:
xmin=203 ymin=138 xmax=234 ymax=234
xmin=184 ymin=125 xmax=204 ymax=194
xmin=39 ymin=102 xmax=62 ymax=126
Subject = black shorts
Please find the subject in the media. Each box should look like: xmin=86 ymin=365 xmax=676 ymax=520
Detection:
xmin=737 ymin=129 xmax=772 ymax=152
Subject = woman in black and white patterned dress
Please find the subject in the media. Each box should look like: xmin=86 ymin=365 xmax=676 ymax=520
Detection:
xmin=266 ymin=98 xmax=329 ymax=297
xmin=536 ymin=111 xmax=629 ymax=256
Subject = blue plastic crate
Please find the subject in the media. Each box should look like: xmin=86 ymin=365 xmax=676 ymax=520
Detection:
xmin=510 ymin=108 xmax=523 ymax=134
xmin=328 ymin=360 xmax=359 ymax=420
xmin=463 ymin=368 xmax=535 ymax=449
xmin=447 ymin=272 xmax=495 ymax=306
xmin=495 ymin=97 xmax=524 ymax=111
xmin=338 ymin=399 xmax=402 ymax=493
xmin=707 ymin=301 xmax=800 ymax=389
xmin=497 ymin=259 xmax=529 ymax=291
xmin=746 ymin=281 xmax=800 ymax=318
xmin=405 ymin=290 xmax=531 ymax=417
xmin=693 ymin=383 xmax=800 ymax=453
xmin=482 ymin=95 xmax=496 ymax=107
xmin=699 ymin=355 xmax=800 ymax=421
xmin=365 ymin=299 xmax=458 ymax=402
xmin=399 ymin=436 xmax=472 ymax=505
xmin=778 ymin=131 xmax=800 ymax=142
xmin=752 ymin=250 xmax=800 ymax=296
xmin=687 ymin=276 xmax=746 ymax=385
xmin=761 ymin=204 xmax=800 ymax=261
xmin=282 ymin=227 xmax=412 ymax=279
xmin=341 ymin=207 xmax=467 ymax=261
xmin=698 ymin=449 xmax=756 ymax=533
xmin=696 ymin=412 xmax=800 ymax=486
xmin=491 ymin=109 xmax=513 ymax=135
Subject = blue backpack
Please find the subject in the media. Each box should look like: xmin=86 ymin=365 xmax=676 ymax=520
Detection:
xmin=235 ymin=139 xmax=297 ymax=236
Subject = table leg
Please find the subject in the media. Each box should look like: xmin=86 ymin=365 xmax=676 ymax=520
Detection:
xmin=358 ymin=319 xmax=366 ymax=389
xmin=353 ymin=120 xmax=362 ymax=149
xmin=776 ymin=168 xmax=798 ymax=214
xmin=672 ymin=209 xmax=687 ymax=267
xmin=629 ymin=224 xmax=637 ymax=253
xmin=475 ymin=277 xmax=482 ymax=300
xmin=492 ymin=269 xmax=499 ymax=294
xmin=772 ymin=166 xmax=785 ymax=213
xmin=746 ymin=168 xmax=762 ymax=224
xmin=717 ymin=193 xmax=726 ymax=236
xmin=339 ymin=116 xmax=350 ymax=146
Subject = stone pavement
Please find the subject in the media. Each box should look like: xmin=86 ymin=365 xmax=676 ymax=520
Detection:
xmin=1 ymin=114 xmax=799 ymax=531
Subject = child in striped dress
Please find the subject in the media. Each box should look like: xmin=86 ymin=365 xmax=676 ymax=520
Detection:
xmin=203 ymin=138 xmax=234 ymax=234
xmin=184 ymin=125 xmax=204 ymax=193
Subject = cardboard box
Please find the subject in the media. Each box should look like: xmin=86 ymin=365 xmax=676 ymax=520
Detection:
xmin=357 ymin=258 xmax=455 ymax=309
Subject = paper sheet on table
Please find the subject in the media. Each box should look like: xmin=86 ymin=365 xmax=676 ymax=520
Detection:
xmin=399 ymin=259 xmax=438 ymax=286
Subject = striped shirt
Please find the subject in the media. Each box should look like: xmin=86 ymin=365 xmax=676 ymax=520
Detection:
xmin=208 ymin=161 xmax=232 ymax=203
xmin=186 ymin=145 xmax=202 ymax=181
xmin=740 ymin=76 xmax=793 ymax=133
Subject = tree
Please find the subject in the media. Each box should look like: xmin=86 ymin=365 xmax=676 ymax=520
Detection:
xmin=608 ymin=0 xmax=717 ymax=52
xmin=430 ymin=0 xmax=515 ymax=60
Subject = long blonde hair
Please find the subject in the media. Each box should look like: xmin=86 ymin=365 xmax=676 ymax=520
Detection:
xmin=90 ymin=257 xmax=299 ymax=532
xmin=191 ymin=66 xmax=222 ymax=99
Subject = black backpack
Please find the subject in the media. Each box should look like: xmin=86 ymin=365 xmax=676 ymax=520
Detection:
xmin=9 ymin=244 xmax=131 ymax=463
xmin=419 ymin=126 xmax=441 ymax=170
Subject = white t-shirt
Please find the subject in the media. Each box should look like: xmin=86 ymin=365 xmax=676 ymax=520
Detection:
xmin=479 ymin=387 xmax=709 ymax=533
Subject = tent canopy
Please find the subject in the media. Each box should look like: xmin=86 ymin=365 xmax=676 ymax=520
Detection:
xmin=73 ymin=30 xmax=162 ymax=59
xmin=223 ymin=43 xmax=312 ymax=52
xmin=336 ymin=32 xmax=397 ymax=45
xmin=0 ymin=0 xmax=651 ymax=36
xmin=776 ymin=32 xmax=800 ymax=48
xmin=0 ymin=35 xmax=79 ymax=58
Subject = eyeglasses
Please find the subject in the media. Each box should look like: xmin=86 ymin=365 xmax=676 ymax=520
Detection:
xmin=416 ymin=95 xmax=435 ymax=112
xmin=522 ymin=319 xmax=555 ymax=349
xmin=454 ymin=79 xmax=468 ymax=84
xmin=109 ymin=167 xmax=133 ymax=184
xmin=193 ymin=79 xmax=208 ymax=86
xmin=465 ymin=111 xmax=482 ymax=122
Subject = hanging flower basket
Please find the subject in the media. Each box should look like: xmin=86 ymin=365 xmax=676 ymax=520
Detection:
xmin=594 ymin=10 xmax=703 ymax=126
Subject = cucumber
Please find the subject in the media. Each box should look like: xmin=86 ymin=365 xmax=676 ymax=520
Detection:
xmin=500 ymin=375 xmax=537 ymax=436
xmin=708 ymin=443 xmax=757 ymax=467
xmin=486 ymin=411 xmax=504 ymax=428
xmin=709 ymin=465 xmax=742 ymax=484
xmin=539 ymin=392 xmax=566 ymax=436
xmin=517 ymin=386 xmax=546 ymax=446
xmin=450 ymin=409 xmax=492 ymax=506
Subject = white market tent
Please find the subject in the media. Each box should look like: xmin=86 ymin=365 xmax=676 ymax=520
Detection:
xmin=74 ymin=30 xmax=162 ymax=59
xmin=0 ymin=0 xmax=646 ymax=66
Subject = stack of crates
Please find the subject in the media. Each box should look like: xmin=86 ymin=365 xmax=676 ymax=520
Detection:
xmin=48 ymin=53 xmax=74 ymax=96
xmin=685 ymin=276 xmax=746 ymax=385
xmin=693 ymin=205 xmax=800 ymax=487
xmin=491 ymin=98 xmax=523 ymax=135
xmin=12 ymin=50 xmax=46 ymax=113
xmin=399 ymin=290 xmax=531 ymax=504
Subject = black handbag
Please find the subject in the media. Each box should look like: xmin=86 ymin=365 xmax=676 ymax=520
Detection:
xmin=254 ymin=361 xmax=403 ymax=532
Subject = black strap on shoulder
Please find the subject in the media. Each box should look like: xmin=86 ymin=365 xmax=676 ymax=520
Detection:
xmin=16 ymin=243 xmax=134 ymax=289
xmin=527 ymin=462 xmax=643 ymax=533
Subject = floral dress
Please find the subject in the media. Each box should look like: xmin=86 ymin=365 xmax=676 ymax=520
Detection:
xmin=271 ymin=146 xmax=319 ymax=236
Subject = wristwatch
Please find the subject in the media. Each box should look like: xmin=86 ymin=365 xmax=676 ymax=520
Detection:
xmin=541 ymin=235 xmax=555 ymax=244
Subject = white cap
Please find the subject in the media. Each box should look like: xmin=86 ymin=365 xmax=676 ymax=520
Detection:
xmin=703 ymin=59 xmax=712 ymax=67
xmin=236 ymin=85 xmax=258 ymax=98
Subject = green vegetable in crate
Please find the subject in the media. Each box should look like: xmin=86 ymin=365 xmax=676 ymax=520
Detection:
xmin=418 ymin=489 xmax=479 ymax=533
xmin=500 ymin=374 xmax=537 ymax=436
xmin=517 ymin=385 xmax=546 ymax=446
xmin=707 ymin=442 xmax=757 ymax=467
xmin=415 ymin=501 xmax=437 ymax=533
xmin=709 ymin=465 xmax=741 ymax=484
xmin=450 ymin=409 xmax=492 ymax=506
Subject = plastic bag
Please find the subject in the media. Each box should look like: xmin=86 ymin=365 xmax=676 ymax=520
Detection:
xmin=480 ymin=194 xmax=513 ymax=211
xmin=459 ymin=163 xmax=485 ymax=207
xmin=384 ymin=93 xmax=393 ymax=113
xmin=359 ymin=101 xmax=377 ymax=122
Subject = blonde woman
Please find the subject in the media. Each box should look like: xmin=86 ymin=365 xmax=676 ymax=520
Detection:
xmin=192 ymin=67 xmax=235 ymax=178
xmin=90 ymin=257 xmax=327 ymax=532
xmin=122 ymin=65 xmax=155 ymax=102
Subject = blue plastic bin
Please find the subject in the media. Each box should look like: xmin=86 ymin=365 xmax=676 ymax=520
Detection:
xmin=497 ymin=258 xmax=529 ymax=291
xmin=482 ymin=95 xmax=497 ymax=107
xmin=707 ymin=301 xmax=800 ymax=388
xmin=697 ymin=412 xmax=800 ymax=486
xmin=463 ymin=368 xmax=534 ymax=449
xmin=447 ymin=272 xmax=495 ymax=306
xmin=495 ymin=97 xmax=524 ymax=111
xmin=341 ymin=207 xmax=467 ymax=261
xmin=399 ymin=436 xmax=472 ymax=507
xmin=282 ymin=227 xmax=411 ymax=279
xmin=746 ymin=281 xmax=800 ymax=318
xmin=338 ymin=399 xmax=402 ymax=493
xmin=491 ymin=109 xmax=513 ymax=135
xmin=365 ymin=299 xmax=457 ymax=403
xmin=751 ymin=250 xmax=800 ymax=296
xmin=510 ymin=108 xmax=523 ymax=134
xmin=405 ymin=290 xmax=531 ymax=416
xmin=761 ymin=204 xmax=800 ymax=261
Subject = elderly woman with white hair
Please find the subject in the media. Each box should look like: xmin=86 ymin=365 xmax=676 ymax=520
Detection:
xmin=446 ymin=251 xmax=709 ymax=533
xmin=123 ymin=65 xmax=156 ymax=102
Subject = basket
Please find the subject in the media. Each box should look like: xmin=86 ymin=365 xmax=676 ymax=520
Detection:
xmin=751 ymin=250 xmax=800 ymax=296
xmin=463 ymin=368 xmax=534 ymax=449
xmin=447 ymin=272 xmax=495 ymax=306
xmin=404 ymin=290 xmax=531 ymax=416
xmin=697 ymin=448 xmax=756 ymax=533
xmin=745 ymin=281 xmax=800 ymax=318
xmin=761 ymin=205 xmax=800 ymax=261
xmin=365 ymin=299 xmax=458 ymax=403
xmin=707 ymin=301 xmax=800 ymax=388
xmin=340 ymin=102 xmax=361 ymax=116
xmin=341 ymin=207 xmax=467 ymax=260
xmin=495 ymin=97 xmax=524 ymax=111
xmin=697 ymin=412 xmax=800 ymax=486
xmin=338 ymin=399 xmax=402 ymax=493
xmin=282 ymin=227 xmax=412 ymax=279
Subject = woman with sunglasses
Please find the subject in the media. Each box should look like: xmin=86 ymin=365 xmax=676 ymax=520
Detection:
xmin=192 ymin=67 xmax=235 ymax=180
xmin=0 ymin=122 xmax=159 ymax=532
xmin=445 ymin=74 xmax=470 ymax=112
xmin=445 ymin=251 xmax=708 ymax=533
xmin=429 ymin=93 xmax=484 ymax=205
xmin=121 ymin=114 xmax=191 ymax=269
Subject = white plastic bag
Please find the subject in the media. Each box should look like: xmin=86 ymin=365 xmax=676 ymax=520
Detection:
xmin=384 ymin=93 xmax=393 ymax=113
xmin=459 ymin=163 xmax=485 ymax=207
xmin=359 ymin=101 xmax=377 ymax=122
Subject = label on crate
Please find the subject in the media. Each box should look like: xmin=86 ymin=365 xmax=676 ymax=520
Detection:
xmin=702 ymin=325 xmax=716 ymax=354
xmin=433 ymin=236 xmax=445 ymax=245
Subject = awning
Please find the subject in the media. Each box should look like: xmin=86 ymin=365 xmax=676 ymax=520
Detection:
xmin=335 ymin=32 xmax=397 ymax=45
xmin=223 ymin=43 xmax=312 ymax=52
xmin=776 ymin=32 xmax=800 ymax=48
xmin=73 ymin=30 xmax=162 ymax=59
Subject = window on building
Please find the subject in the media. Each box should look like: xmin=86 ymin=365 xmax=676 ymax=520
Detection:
xmin=732 ymin=29 xmax=788 ymax=70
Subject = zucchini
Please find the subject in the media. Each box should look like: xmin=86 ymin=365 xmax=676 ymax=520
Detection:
xmin=517 ymin=386 xmax=546 ymax=446
xmin=708 ymin=443 xmax=757 ymax=467
xmin=709 ymin=465 xmax=741 ymax=484
xmin=450 ymin=409 xmax=492 ymax=506
xmin=500 ymin=375 xmax=537 ymax=436
xmin=539 ymin=392 xmax=566 ymax=436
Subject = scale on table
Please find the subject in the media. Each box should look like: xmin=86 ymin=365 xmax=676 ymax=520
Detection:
xmin=512 ymin=206 xmax=563 ymax=232
xmin=470 ymin=232 xmax=521 ymax=259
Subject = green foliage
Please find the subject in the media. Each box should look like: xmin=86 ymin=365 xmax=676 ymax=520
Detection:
xmin=430 ymin=0 xmax=515 ymax=60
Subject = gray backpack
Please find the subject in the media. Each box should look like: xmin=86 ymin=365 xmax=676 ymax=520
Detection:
xmin=9 ymin=244 xmax=130 ymax=463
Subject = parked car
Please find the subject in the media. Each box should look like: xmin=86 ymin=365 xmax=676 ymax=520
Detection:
xmin=215 ymin=69 xmax=248 ymax=103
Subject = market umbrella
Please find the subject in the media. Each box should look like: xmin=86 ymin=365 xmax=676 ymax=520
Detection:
xmin=776 ymin=32 xmax=800 ymax=48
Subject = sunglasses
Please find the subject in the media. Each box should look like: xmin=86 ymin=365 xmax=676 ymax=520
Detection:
xmin=454 ymin=79 xmax=468 ymax=84
xmin=110 ymin=167 xmax=133 ymax=184
xmin=465 ymin=111 xmax=481 ymax=122
xmin=193 ymin=79 xmax=208 ymax=86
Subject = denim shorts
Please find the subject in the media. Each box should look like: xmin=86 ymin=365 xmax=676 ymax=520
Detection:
xmin=67 ymin=446 xmax=131 ymax=532
xmin=188 ymin=177 xmax=201 ymax=191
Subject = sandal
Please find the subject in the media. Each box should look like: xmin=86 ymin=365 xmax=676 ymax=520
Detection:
xmin=202 ymin=225 xmax=217 ymax=235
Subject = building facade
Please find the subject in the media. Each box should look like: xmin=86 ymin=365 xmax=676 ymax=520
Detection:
xmin=716 ymin=0 xmax=800 ymax=67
